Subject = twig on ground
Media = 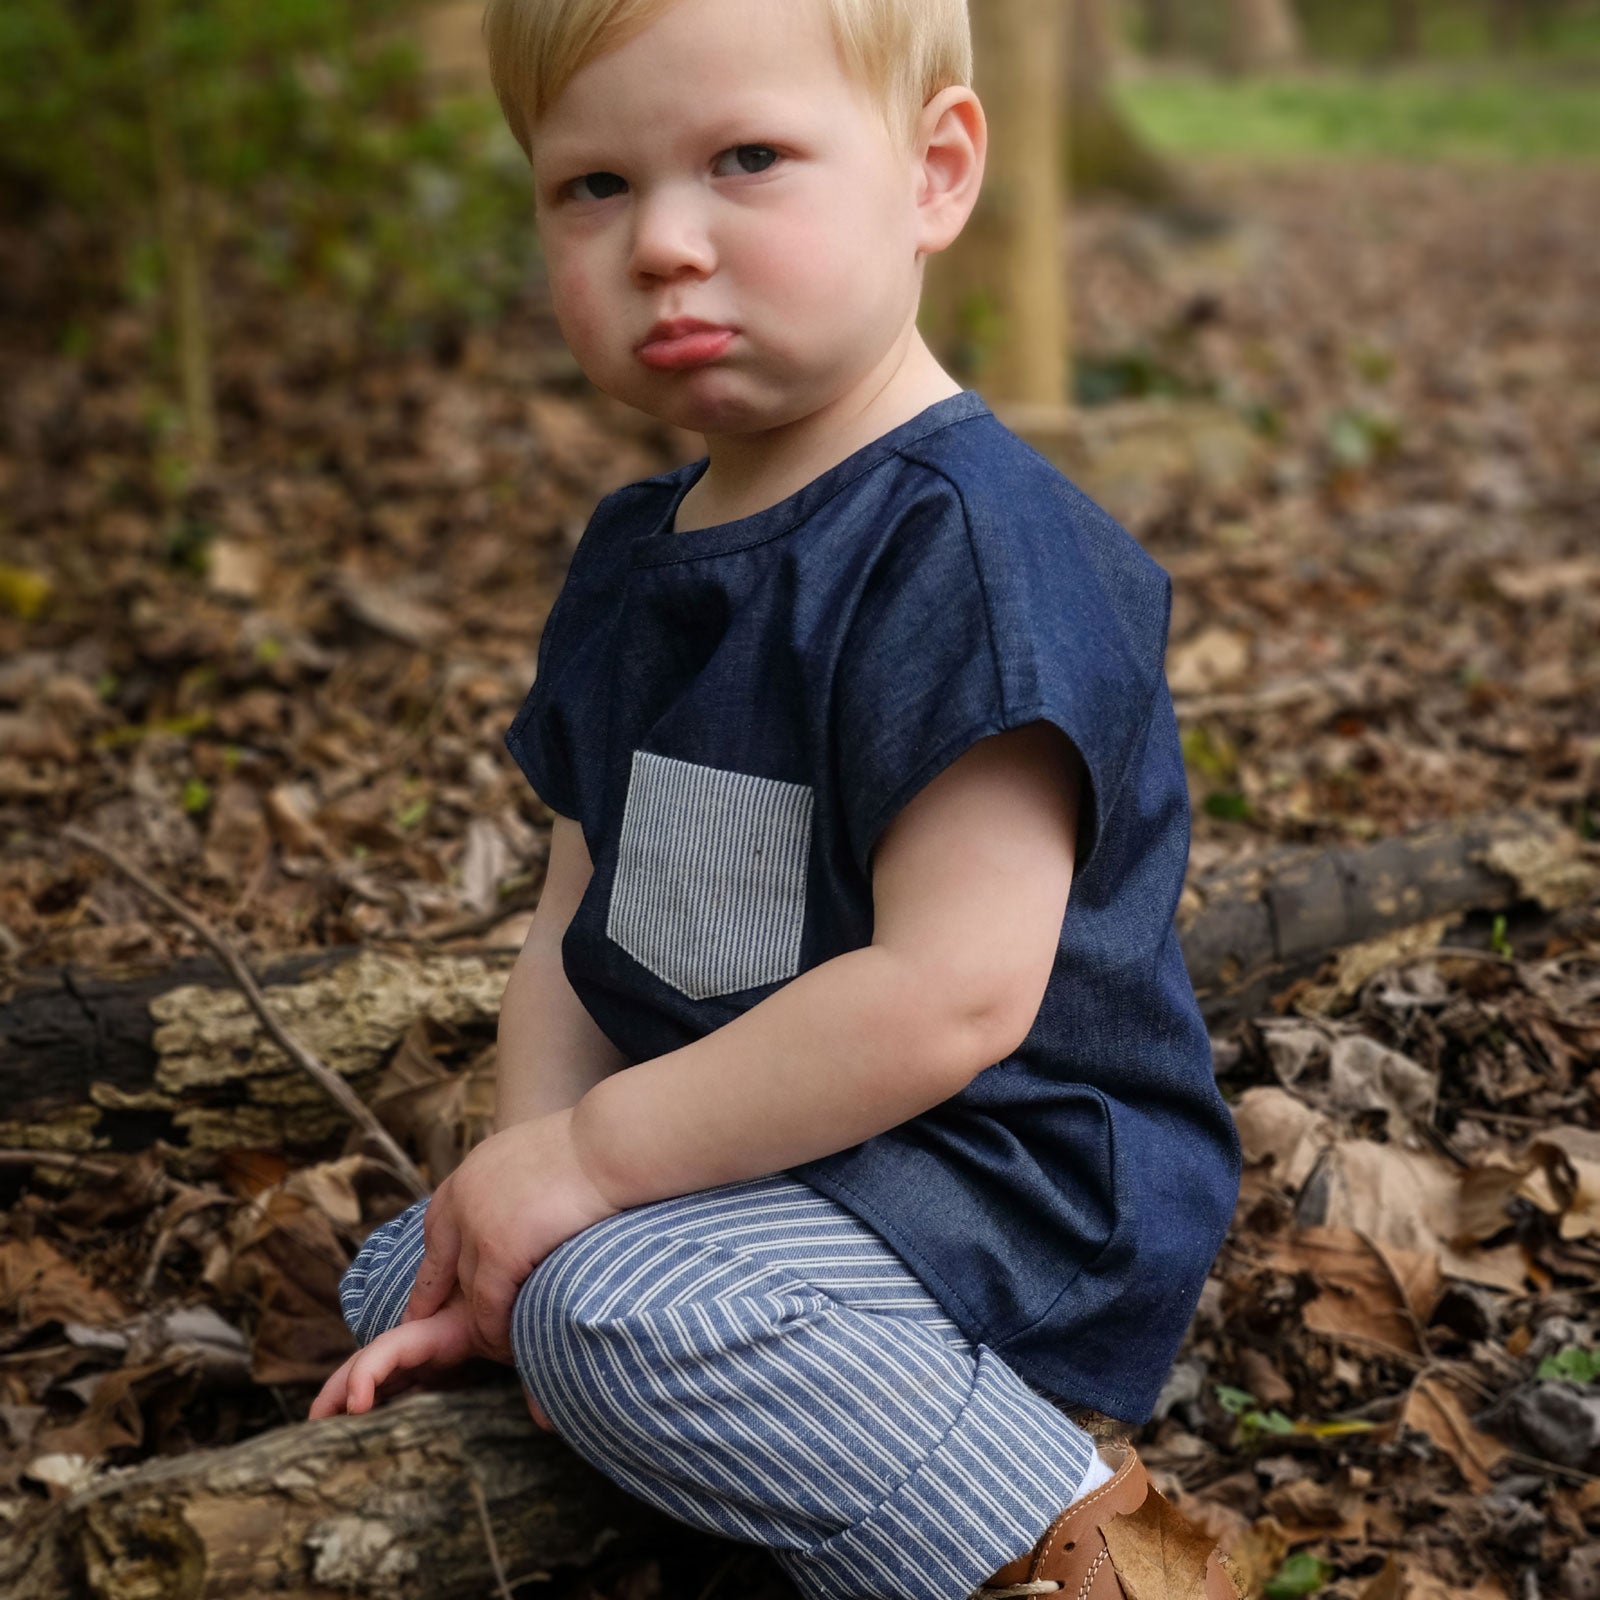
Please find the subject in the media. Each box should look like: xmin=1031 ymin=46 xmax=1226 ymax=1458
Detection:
xmin=61 ymin=824 xmax=429 ymax=1199
xmin=467 ymin=1465 xmax=516 ymax=1600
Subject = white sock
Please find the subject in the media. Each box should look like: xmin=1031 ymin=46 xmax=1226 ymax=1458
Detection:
xmin=1073 ymin=1447 xmax=1116 ymax=1500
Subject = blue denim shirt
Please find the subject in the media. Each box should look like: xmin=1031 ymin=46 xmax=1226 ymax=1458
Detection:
xmin=505 ymin=390 xmax=1241 ymax=1423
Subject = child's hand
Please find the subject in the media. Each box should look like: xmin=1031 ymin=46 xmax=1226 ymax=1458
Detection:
xmin=401 ymin=1106 xmax=619 ymax=1363
xmin=309 ymin=1293 xmax=479 ymax=1419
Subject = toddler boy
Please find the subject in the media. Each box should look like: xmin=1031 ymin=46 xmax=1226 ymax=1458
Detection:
xmin=312 ymin=1 xmax=1244 ymax=1596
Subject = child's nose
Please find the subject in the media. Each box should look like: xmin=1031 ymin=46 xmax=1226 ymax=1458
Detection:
xmin=627 ymin=188 xmax=716 ymax=282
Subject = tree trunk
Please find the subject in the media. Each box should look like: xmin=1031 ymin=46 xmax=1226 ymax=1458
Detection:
xmin=136 ymin=0 xmax=218 ymax=473
xmin=0 ymin=946 xmax=512 ymax=1160
xmin=0 ymin=1386 xmax=676 ymax=1600
xmin=1069 ymin=0 xmax=1184 ymax=201
xmin=1224 ymin=0 xmax=1305 ymax=74
xmin=1388 ymin=0 xmax=1423 ymax=59
xmin=1177 ymin=807 xmax=1597 ymax=1026
xmin=961 ymin=0 xmax=1071 ymax=403
xmin=1488 ymin=0 xmax=1529 ymax=51
xmin=1140 ymin=0 xmax=1187 ymax=56
xmin=921 ymin=0 xmax=1181 ymax=386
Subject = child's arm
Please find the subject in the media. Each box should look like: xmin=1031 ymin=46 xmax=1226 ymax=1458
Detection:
xmin=568 ymin=722 xmax=1086 ymax=1204
xmin=403 ymin=723 xmax=1083 ymax=1358
xmin=496 ymin=814 xmax=628 ymax=1131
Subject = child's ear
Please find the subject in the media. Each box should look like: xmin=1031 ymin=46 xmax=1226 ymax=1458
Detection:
xmin=912 ymin=87 xmax=986 ymax=259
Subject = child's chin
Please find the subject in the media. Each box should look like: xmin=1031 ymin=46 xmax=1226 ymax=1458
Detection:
xmin=653 ymin=385 xmax=796 ymax=438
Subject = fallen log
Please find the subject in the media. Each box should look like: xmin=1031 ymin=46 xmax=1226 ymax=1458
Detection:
xmin=1 ymin=1385 xmax=676 ymax=1600
xmin=1178 ymin=805 xmax=1598 ymax=1025
xmin=4 ymin=811 xmax=1595 ymax=1160
xmin=0 ymin=945 xmax=509 ymax=1157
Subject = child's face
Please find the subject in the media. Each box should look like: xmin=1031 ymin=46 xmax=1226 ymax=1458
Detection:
xmin=529 ymin=0 xmax=930 ymax=437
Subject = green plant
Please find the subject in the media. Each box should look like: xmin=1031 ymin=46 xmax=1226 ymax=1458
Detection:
xmin=1264 ymin=1549 xmax=1332 ymax=1599
xmin=1540 ymin=1346 xmax=1600 ymax=1383
xmin=0 ymin=0 xmax=539 ymax=448
xmin=1213 ymin=1384 xmax=1379 ymax=1445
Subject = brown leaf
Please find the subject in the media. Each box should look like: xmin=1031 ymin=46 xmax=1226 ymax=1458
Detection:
xmin=1456 ymin=1153 xmax=1541 ymax=1242
xmin=1525 ymin=1126 xmax=1600 ymax=1240
xmin=1404 ymin=1572 xmax=1509 ymax=1599
xmin=1261 ymin=1477 xmax=1364 ymax=1539
xmin=0 ymin=1236 xmax=129 ymax=1340
xmin=1269 ymin=1225 xmax=1440 ymax=1356
xmin=1099 ymin=1490 xmax=1218 ymax=1600
xmin=1398 ymin=1373 xmax=1510 ymax=1494
xmin=1219 ymin=1517 xmax=1288 ymax=1600
xmin=1358 ymin=1554 xmax=1405 ymax=1600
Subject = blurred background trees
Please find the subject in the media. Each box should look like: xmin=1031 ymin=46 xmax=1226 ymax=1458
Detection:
xmin=0 ymin=0 xmax=532 ymax=477
xmin=1 ymin=0 xmax=1596 ymax=466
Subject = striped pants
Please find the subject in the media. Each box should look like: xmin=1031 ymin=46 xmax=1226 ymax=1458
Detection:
xmin=338 ymin=1171 xmax=1101 ymax=1600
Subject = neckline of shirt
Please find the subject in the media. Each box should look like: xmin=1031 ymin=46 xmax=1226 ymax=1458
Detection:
xmin=629 ymin=389 xmax=991 ymax=567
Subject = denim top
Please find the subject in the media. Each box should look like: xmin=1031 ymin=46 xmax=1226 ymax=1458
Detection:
xmin=505 ymin=390 xmax=1242 ymax=1422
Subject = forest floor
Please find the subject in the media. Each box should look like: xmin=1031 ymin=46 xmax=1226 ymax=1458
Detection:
xmin=2 ymin=154 xmax=1599 ymax=1599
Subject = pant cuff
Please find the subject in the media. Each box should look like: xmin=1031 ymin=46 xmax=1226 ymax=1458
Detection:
xmin=782 ymin=1346 xmax=1098 ymax=1600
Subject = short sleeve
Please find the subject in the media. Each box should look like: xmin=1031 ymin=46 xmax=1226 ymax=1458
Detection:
xmin=503 ymin=557 xmax=587 ymax=821
xmin=502 ymin=601 xmax=579 ymax=819
xmin=504 ymin=664 xmax=579 ymax=820
xmin=832 ymin=471 xmax=1169 ymax=881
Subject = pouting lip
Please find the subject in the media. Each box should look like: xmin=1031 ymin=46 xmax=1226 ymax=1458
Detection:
xmin=637 ymin=317 xmax=736 ymax=350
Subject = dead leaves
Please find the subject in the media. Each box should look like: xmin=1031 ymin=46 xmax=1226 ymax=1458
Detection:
xmin=1397 ymin=1377 xmax=1509 ymax=1495
xmin=1 ymin=1235 xmax=126 ymax=1337
xmin=1183 ymin=907 xmax=1600 ymax=1593
xmin=1101 ymin=1491 xmax=1231 ymax=1599
xmin=1267 ymin=1227 xmax=1440 ymax=1358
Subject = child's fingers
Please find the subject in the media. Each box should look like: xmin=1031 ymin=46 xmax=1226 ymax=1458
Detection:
xmin=404 ymin=1190 xmax=462 ymax=1323
xmin=348 ymin=1356 xmax=379 ymax=1414
xmin=345 ymin=1337 xmax=414 ymax=1413
xmin=464 ymin=1260 xmax=519 ymax=1365
xmin=308 ymin=1357 xmax=354 ymax=1420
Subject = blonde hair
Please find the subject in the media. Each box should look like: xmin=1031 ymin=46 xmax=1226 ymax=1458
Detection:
xmin=482 ymin=0 xmax=972 ymax=160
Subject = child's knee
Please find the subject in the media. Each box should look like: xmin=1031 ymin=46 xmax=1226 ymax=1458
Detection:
xmin=339 ymin=1195 xmax=431 ymax=1345
xmin=508 ymin=1212 xmax=654 ymax=1420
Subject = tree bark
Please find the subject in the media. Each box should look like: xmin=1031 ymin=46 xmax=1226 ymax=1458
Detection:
xmin=1069 ymin=0 xmax=1184 ymax=200
xmin=959 ymin=0 xmax=1071 ymax=403
xmin=0 ymin=1386 xmax=675 ymax=1600
xmin=1140 ymin=0 xmax=1187 ymax=56
xmin=1224 ymin=0 xmax=1305 ymax=74
xmin=0 ymin=946 xmax=511 ymax=1159
xmin=1389 ymin=0 xmax=1423 ymax=59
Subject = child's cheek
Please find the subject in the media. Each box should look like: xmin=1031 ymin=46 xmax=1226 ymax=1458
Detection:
xmin=745 ymin=212 xmax=858 ymax=308
xmin=545 ymin=258 xmax=610 ymax=363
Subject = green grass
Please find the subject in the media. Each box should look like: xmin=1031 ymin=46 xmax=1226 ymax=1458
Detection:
xmin=1121 ymin=69 xmax=1600 ymax=163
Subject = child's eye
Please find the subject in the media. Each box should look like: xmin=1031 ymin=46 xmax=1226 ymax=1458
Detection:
xmin=713 ymin=145 xmax=781 ymax=178
xmin=564 ymin=171 xmax=628 ymax=202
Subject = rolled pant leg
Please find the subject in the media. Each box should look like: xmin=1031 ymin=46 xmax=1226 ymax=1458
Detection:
xmin=512 ymin=1172 xmax=1100 ymax=1600
xmin=337 ymin=1195 xmax=432 ymax=1345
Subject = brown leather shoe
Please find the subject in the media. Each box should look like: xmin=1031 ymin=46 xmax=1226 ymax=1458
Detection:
xmin=972 ymin=1442 xmax=1246 ymax=1599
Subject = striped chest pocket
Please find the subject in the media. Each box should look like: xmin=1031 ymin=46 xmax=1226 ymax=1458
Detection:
xmin=606 ymin=750 xmax=814 ymax=1002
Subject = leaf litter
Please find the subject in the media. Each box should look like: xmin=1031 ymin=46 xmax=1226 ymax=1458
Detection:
xmin=2 ymin=156 xmax=1599 ymax=1597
